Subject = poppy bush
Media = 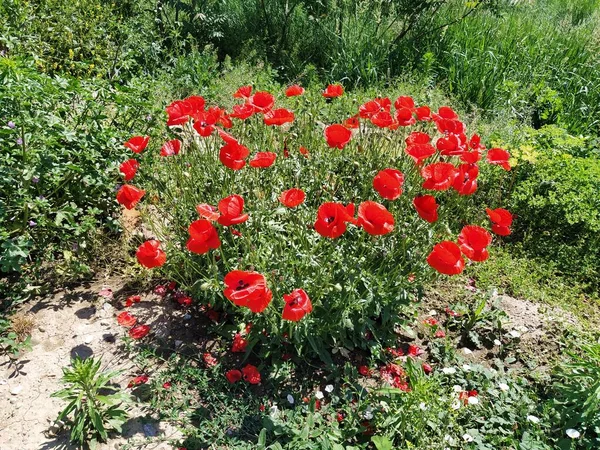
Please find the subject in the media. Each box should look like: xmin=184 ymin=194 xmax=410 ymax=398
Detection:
xmin=119 ymin=85 xmax=513 ymax=358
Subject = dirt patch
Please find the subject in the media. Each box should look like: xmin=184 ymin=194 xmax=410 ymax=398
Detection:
xmin=0 ymin=277 xmax=183 ymax=450
xmin=421 ymin=281 xmax=580 ymax=371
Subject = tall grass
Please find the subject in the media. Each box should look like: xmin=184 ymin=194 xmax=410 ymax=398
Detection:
xmin=426 ymin=0 xmax=600 ymax=134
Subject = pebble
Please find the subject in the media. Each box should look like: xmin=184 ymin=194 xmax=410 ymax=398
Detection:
xmin=84 ymin=335 xmax=93 ymax=344
xmin=10 ymin=385 xmax=23 ymax=395
xmin=143 ymin=423 xmax=158 ymax=437
xmin=38 ymin=326 xmax=46 ymax=332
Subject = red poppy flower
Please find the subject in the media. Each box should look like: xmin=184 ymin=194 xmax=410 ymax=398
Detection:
xmin=486 ymin=207 xmax=513 ymax=236
xmin=217 ymin=129 xmax=239 ymax=145
xmin=285 ymin=84 xmax=305 ymax=97
xmin=125 ymin=295 xmax=141 ymax=307
xmin=406 ymin=143 xmax=436 ymax=165
xmin=203 ymin=352 xmax=218 ymax=367
xmin=415 ymin=106 xmax=432 ymax=121
xmin=129 ymin=324 xmax=150 ymax=339
xmin=373 ymin=169 xmax=404 ymax=200
xmin=413 ymin=195 xmax=439 ymax=223
xmin=343 ymin=115 xmax=360 ymax=129
xmin=233 ymin=85 xmax=252 ymax=99
xmin=458 ymin=225 xmax=492 ymax=261
xmin=436 ymin=134 xmax=462 ymax=156
xmin=299 ymin=146 xmax=309 ymax=157
xmin=184 ymin=95 xmax=206 ymax=114
xmin=322 ymin=84 xmax=344 ymax=98
xmin=116 ymin=185 xmax=145 ymax=210
xmin=279 ymin=188 xmax=306 ymax=208
xmin=422 ymin=363 xmax=433 ymax=374
xmin=117 ymin=311 xmax=137 ymax=327
xmin=421 ymin=162 xmax=458 ymax=191
xmin=408 ymin=344 xmax=424 ymax=357
xmin=406 ymin=132 xmax=430 ymax=146
xmin=119 ymin=159 xmax=140 ymax=181
xmin=217 ymin=195 xmax=249 ymax=226
xmin=219 ymin=141 xmax=250 ymax=170
xmin=223 ymin=271 xmax=272 ymax=313
xmin=370 ymin=111 xmax=395 ymax=128
xmin=136 ymin=240 xmax=166 ymax=268
xmin=324 ymin=124 xmax=352 ymax=149
xmin=160 ymin=139 xmax=182 ymax=157
xmin=166 ymin=100 xmax=190 ymax=126
xmin=435 ymin=117 xmax=465 ymax=135
xmin=282 ymin=288 xmax=313 ymax=321
xmin=230 ymin=103 xmax=254 ymax=120
xmin=358 ymin=365 xmax=372 ymax=376
xmin=395 ymin=108 xmax=416 ymax=127
xmin=241 ymin=364 xmax=261 ymax=384
xmin=357 ymin=201 xmax=394 ymax=236
xmin=225 ymin=369 xmax=242 ymax=384
xmin=248 ymin=91 xmax=275 ymax=113
xmin=461 ymin=148 xmax=482 ymax=164
xmin=187 ymin=220 xmax=220 ymax=254
xmin=394 ymin=96 xmax=415 ymax=110
xmin=314 ymin=202 xmax=356 ymax=238
xmin=177 ymin=295 xmax=192 ymax=307
xmin=124 ymin=136 xmax=150 ymax=154
xmin=427 ymin=241 xmax=465 ymax=275
xmin=249 ymin=152 xmax=277 ymax=168
xmin=263 ymin=108 xmax=295 ymax=126
xmin=359 ymin=98 xmax=391 ymax=118
xmin=487 ymin=148 xmax=511 ymax=170
xmin=195 ymin=203 xmax=220 ymax=221
xmin=127 ymin=375 xmax=149 ymax=388
xmin=453 ymin=163 xmax=479 ymax=196
xmin=192 ymin=111 xmax=217 ymax=136
xmin=231 ymin=333 xmax=248 ymax=353
xmin=437 ymin=106 xmax=459 ymax=120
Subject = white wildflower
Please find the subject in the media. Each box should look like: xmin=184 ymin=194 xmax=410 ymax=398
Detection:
xmin=287 ymin=394 xmax=294 ymax=405
xmin=527 ymin=415 xmax=540 ymax=424
xmin=498 ymin=383 xmax=509 ymax=392
xmin=566 ymin=429 xmax=581 ymax=439
xmin=325 ymin=384 xmax=334 ymax=393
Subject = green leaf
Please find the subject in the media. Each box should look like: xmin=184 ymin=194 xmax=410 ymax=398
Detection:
xmin=371 ymin=436 xmax=394 ymax=450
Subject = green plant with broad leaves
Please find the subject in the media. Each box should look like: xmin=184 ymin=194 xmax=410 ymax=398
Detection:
xmin=51 ymin=357 xmax=131 ymax=448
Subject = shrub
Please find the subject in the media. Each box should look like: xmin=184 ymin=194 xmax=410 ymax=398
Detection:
xmin=0 ymin=58 xmax=157 ymax=285
xmin=118 ymin=84 xmax=512 ymax=359
xmin=479 ymin=125 xmax=600 ymax=291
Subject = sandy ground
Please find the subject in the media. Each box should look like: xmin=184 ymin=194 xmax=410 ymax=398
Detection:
xmin=0 ymin=277 xmax=183 ymax=450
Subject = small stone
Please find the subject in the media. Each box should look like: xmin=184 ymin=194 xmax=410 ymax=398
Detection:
xmin=0 ymin=379 xmax=7 ymax=385
xmin=183 ymin=313 xmax=191 ymax=320
xmin=10 ymin=385 xmax=23 ymax=395
xmin=84 ymin=335 xmax=93 ymax=344
xmin=143 ymin=423 xmax=158 ymax=437
xmin=38 ymin=326 xmax=46 ymax=332
xmin=174 ymin=340 xmax=183 ymax=348
xmin=100 ymin=321 xmax=110 ymax=326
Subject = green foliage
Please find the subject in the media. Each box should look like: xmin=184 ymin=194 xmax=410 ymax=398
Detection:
xmin=551 ymin=344 xmax=600 ymax=447
xmin=51 ymin=357 xmax=131 ymax=448
xmin=427 ymin=0 xmax=600 ymax=134
xmin=0 ymin=58 xmax=158 ymax=281
xmin=480 ymin=125 xmax=600 ymax=291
